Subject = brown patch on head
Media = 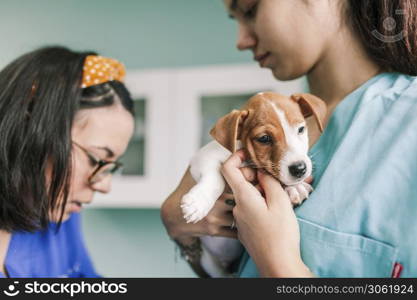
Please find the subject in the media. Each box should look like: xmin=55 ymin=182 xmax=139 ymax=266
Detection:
xmin=259 ymin=92 xmax=306 ymax=126
xmin=235 ymin=92 xmax=303 ymax=179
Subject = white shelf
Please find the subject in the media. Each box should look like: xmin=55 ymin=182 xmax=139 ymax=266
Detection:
xmin=88 ymin=176 xmax=171 ymax=209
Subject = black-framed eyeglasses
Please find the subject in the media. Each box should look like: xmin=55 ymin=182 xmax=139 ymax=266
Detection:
xmin=72 ymin=141 xmax=123 ymax=185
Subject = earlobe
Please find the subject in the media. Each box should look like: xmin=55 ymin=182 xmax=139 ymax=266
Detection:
xmin=291 ymin=93 xmax=327 ymax=132
xmin=210 ymin=109 xmax=249 ymax=152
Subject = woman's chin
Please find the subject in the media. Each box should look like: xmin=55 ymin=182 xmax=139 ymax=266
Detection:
xmin=49 ymin=209 xmax=73 ymax=223
xmin=271 ymin=65 xmax=307 ymax=82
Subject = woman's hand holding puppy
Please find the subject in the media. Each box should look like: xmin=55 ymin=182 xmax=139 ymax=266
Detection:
xmin=221 ymin=150 xmax=314 ymax=277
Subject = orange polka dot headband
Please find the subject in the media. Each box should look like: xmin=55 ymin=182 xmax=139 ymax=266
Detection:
xmin=81 ymin=55 xmax=126 ymax=88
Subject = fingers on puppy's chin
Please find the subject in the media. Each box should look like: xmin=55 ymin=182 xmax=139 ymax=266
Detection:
xmin=258 ymin=170 xmax=272 ymax=179
xmin=235 ymin=149 xmax=246 ymax=160
xmin=242 ymin=170 xmax=256 ymax=182
xmin=255 ymin=184 xmax=264 ymax=193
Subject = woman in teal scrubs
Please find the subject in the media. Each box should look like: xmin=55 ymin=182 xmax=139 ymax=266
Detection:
xmin=161 ymin=0 xmax=417 ymax=277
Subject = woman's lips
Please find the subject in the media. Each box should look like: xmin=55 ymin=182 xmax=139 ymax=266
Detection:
xmin=69 ymin=201 xmax=83 ymax=213
xmin=254 ymin=52 xmax=271 ymax=67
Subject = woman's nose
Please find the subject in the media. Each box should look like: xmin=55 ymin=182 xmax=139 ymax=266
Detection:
xmin=236 ymin=23 xmax=257 ymax=51
xmin=91 ymin=175 xmax=112 ymax=194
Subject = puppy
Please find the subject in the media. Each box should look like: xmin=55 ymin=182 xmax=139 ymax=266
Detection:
xmin=180 ymin=92 xmax=326 ymax=276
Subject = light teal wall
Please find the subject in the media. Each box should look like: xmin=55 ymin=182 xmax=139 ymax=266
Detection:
xmin=82 ymin=209 xmax=194 ymax=277
xmin=0 ymin=0 xmax=251 ymax=69
xmin=0 ymin=0 xmax=252 ymax=277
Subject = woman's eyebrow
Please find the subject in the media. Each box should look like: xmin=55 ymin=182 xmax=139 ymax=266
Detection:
xmin=230 ymin=0 xmax=238 ymax=11
xmin=228 ymin=0 xmax=239 ymax=19
xmin=93 ymin=146 xmax=115 ymax=158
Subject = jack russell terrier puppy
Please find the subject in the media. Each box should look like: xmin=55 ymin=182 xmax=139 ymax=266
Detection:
xmin=180 ymin=92 xmax=326 ymax=276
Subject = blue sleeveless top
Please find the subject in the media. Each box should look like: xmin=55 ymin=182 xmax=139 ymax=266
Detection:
xmin=0 ymin=213 xmax=99 ymax=278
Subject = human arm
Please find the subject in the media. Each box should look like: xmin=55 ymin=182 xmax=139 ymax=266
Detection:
xmin=160 ymin=167 xmax=239 ymax=277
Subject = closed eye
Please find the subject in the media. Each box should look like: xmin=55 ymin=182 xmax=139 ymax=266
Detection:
xmin=256 ymin=135 xmax=273 ymax=144
xmin=243 ymin=4 xmax=257 ymax=19
xmin=241 ymin=0 xmax=259 ymax=19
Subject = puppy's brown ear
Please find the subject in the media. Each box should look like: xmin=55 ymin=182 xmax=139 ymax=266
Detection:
xmin=291 ymin=93 xmax=327 ymax=132
xmin=210 ymin=109 xmax=248 ymax=152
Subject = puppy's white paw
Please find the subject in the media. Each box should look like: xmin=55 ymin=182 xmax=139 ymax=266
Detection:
xmin=180 ymin=188 xmax=216 ymax=224
xmin=285 ymin=182 xmax=313 ymax=206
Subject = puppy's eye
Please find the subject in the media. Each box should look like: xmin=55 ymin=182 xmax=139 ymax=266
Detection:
xmin=256 ymin=135 xmax=272 ymax=144
xmin=298 ymin=126 xmax=305 ymax=134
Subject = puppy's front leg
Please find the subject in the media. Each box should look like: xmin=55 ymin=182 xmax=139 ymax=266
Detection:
xmin=181 ymin=141 xmax=230 ymax=224
xmin=181 ymin=172 xmax=225 ymax=223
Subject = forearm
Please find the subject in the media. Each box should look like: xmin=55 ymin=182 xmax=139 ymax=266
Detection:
xmin=260 ymin=262 xmax=314 ymax=277
xmin=171 ymin=237 xmax=212 ymax=278
xmin=161 ymin=168 xmax=239 ymax=277
xmin=161 ymin=193 xmax=213 ymax=277
xmin=172 ymin=236 xmax=239 ymax=278
xmin=252 ymin=252 xmax=314 ymax=278
xmin=161 ymin=194 xmax=207 ymax=277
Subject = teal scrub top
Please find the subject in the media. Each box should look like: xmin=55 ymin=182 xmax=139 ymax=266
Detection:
xmin=239 ymin=72 xmax=417 ymax=278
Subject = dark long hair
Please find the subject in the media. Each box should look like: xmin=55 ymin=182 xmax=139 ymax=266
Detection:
xmin=0 ymin=47 xmax=134 ymax=232
xmin=346 ymin=0 xmax=417 ymax=76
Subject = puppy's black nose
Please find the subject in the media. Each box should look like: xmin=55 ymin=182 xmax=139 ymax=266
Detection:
xmin=289 ymin=161 xmax=307 ymax=178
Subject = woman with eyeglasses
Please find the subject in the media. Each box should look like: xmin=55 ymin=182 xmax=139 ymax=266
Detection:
xmin=0 ymin=47 xmax=134 ymax=277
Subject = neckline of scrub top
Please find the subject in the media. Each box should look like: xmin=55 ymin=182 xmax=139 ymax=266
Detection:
xmin=309 ymin=71 xmax=395 ymax=156
xmin=0 ymin=214 xmax=74 ymax=278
